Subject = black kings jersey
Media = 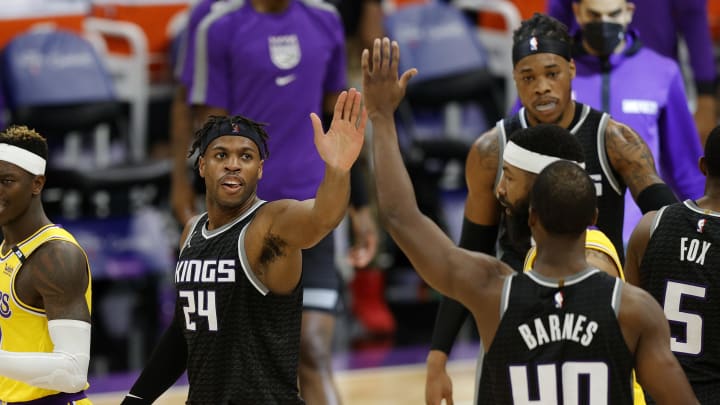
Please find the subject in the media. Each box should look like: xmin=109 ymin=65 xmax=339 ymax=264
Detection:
xmin=478 ymin=269 xmax=634 ymax=404
xmin=496 ymin=103 xmax=626 ymax=268
xmin=639 ymin=200 xmax=720 ymax=403
xmin=175 ymin=200 xmax=303 ymax=404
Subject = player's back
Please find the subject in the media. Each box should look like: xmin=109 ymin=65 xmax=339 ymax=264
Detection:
xmin=478 ymin=269 xmax=634 ymax=404
xmin=639 ymin=200 xmax=720 ymax=403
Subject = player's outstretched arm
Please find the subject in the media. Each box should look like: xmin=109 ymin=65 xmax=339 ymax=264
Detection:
xmin=263 ymin=89 xmax=367 ymax=254
xmin=364 ymin=37 xmax=510 ymax=309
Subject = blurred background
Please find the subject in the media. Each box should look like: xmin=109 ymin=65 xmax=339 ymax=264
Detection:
xmin=0 ymin=0 xmax=718 ymax=399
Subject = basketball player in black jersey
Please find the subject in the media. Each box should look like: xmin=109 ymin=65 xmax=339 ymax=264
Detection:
xmin=625 ymin=125 xmax=720 ymax=403
xmin=362 ymin=38 xmax=697 ymax=403
xmin=121 ymin=89 xmax=367 ymax=404
xmin=427 ymin=13 xmax=681 ymax=403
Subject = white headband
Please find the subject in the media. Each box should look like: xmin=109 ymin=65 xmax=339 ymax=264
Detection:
xmin=0 ymin=143 xmax=46 ymax=175
xmin=503 ymin=141 xmax=585 ymax=174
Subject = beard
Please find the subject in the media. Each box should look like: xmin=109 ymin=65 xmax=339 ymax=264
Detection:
xmin=501 ymin=196 xmax=533 ymax=254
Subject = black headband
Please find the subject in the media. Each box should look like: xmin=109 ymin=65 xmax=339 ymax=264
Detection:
xmin=512 ymin=36 xmax=571 ymax=66
xmin=200 ymin=119 xmax=267 ymax=158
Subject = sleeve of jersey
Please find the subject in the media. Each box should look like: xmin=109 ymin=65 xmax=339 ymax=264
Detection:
xmin=122 ymin=313 xmax=188 ymax=404
xmin=177 ymin=0 xmax=213 ymax=88
xmin=673 ymin=0 xmax=718 ymax=93
xmin=323 ymin=12 xmax=348 ymax=93
xmin=0 ymin=319 xmax=90 ymax=393
xmin=658 ymin=69 xmax=704 ymax=200
xmin=189 ymin=11 xmax=233 ymax=108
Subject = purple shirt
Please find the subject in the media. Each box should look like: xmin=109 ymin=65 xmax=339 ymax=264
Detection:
xmin=571 ymin=32 xmax=704 ymax=243
xmin=175 ymin=0 xmax=214 ymax=88
xmin=509 ymin=32 xmax=704 ymax=243
xmin=191 ymin=0 xmax=346 ymax=201
xmin=548 ymin=0 xmax=717 ymax=92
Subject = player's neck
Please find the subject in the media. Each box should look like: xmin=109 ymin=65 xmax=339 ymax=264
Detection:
xmin=250 ymin=0 xmax=291 ymax=13
xmin=531 ymin=236 xmax=588 ymax=278
xmin=696 ymin=184 xmax=720 ymax=212
xmin=556 ymin=100 xmax=578 ymax=129
xmin=205 ymin=195 xmax=260 ymax=231
xmin=0 ymin=203 xmax=51 ymax=250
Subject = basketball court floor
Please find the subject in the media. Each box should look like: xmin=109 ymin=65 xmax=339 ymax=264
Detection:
xmin=86 ymin=341 xmax=481 ymax=404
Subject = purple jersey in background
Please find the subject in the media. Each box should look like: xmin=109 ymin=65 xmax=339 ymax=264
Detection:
xmin=174 ymin=0 xmax=215 ymax=88
xmin=508 ymin=30 xmax=704 ymax=244
xmin=547 ymin=0 xmax=717 ymax=93
xmin=191 ymin=0 xmax=346 ymax=201
xmin=570 ymin=31 xmax=704 ymax=243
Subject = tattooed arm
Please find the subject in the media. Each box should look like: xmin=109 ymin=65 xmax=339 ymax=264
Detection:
xmin=604 ymin=120 xmax=678 ymax=212
xmin=0 ymin=241 xmax=91 ymax=393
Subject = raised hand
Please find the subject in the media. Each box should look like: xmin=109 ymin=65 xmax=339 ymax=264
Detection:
xmin=361 ymin=37 xmax=417 ymax=120
xmin=310 ymin=88 xmax=367 ymax=171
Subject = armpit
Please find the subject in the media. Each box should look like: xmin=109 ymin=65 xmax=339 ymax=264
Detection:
xmin=259 ymin=233 xmax=287 ymax=267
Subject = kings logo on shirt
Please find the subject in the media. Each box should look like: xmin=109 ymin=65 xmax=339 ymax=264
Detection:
xmin=268 ymin=35 xmax=301 ymax=70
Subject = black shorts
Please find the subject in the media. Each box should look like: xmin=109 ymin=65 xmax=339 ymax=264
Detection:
xmin=301 ymin=232 xmax=341 ymax=313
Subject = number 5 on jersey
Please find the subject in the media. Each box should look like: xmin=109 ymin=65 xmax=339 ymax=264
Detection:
xmin=180 ymin=290 xmax=218 ymax=331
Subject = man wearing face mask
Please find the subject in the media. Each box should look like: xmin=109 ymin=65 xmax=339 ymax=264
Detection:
xmin=569 ymin=0 xmax=704 ymax=248
xmin=549 ymin=0 xmax=718 ymax=142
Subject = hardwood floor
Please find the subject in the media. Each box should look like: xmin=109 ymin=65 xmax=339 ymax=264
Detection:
xmin=87 ymin=359 xmax=477 ymax=405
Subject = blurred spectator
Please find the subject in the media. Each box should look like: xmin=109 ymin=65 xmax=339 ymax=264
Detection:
xmin=326 ymin=0 xmax=395 ymax=336
xmin=549 ymin=0 xmax=719 ymax=143
xmin=569 ymin=0 xmax=704 ymax=246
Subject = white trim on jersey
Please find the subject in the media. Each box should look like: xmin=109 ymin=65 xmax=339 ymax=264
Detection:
xmin=525 ymin=268 xmax=600 ymax=288
xmin=611 ymin=277 xmax=623 ymax=317
xmin=596 ymin=113 xmax=623 ymax=196
xmin=190 ymin=0 xmax=246 ymax=105
xmin=303 ymin=288 xmax=339 ymax=310
xmin=237 ymin=222 xmax=269 ymax=296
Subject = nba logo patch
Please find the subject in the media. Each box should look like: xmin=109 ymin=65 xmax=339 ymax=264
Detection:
xmin=697 ymin=219 xmax=707 ymax=233
xmin=554 ymin=291 xmax=564 ymax=308
xmin=529 ymin=36 xmax=538 ymax=52
xmin=232 ymin=123 xmax=241 ymax=133
xmin=269 ymin=35 xmax=301 ymax=70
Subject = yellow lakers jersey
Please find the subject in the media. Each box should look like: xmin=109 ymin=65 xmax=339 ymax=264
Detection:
xmin=523 ymin=229 xmax=645 ymax=405
xmin=523 ymin=229 xmax=625 ymax=280
xmin=0 ymin=224 xmax=92 ymax=402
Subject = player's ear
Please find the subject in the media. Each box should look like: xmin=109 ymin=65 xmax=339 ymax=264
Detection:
xmin=699 ymin=156 xmax=708 ymax=176
xmin=528 ymin=205 xmax=537 ymax=228
xmin=31 ymin=174 xmax=46 ymax=196
xmin=258 ymin=159 xmax=264 ymax=180
xmin=198 ymin=155 xmax=207 ymax=178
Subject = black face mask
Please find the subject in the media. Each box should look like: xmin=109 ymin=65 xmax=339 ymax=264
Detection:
xmin=582 ymin=21 xmax=624 ymax=56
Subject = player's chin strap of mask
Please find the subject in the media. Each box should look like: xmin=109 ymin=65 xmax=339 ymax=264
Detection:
xmin=0 ymin=319 xmax=90 ymax=393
